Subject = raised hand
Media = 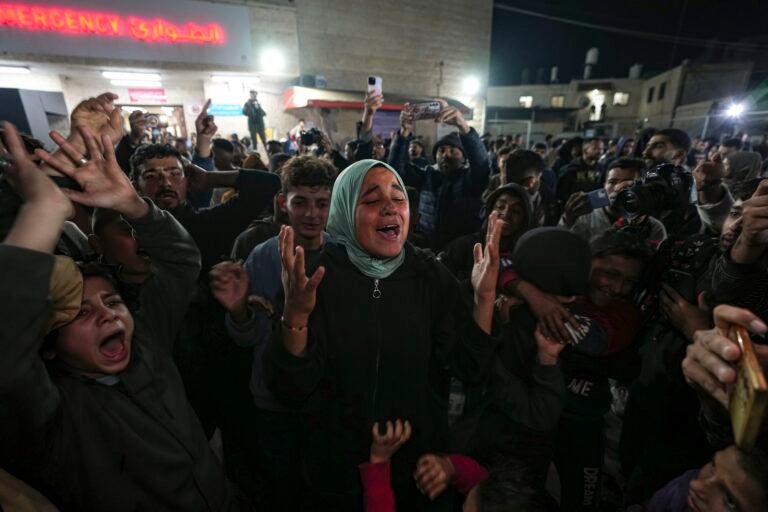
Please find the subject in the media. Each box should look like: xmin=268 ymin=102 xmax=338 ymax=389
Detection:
xmin=128 ymin=110 xmax=148 ymax=144
xmin=279 ymin=225 xmax=325 ymax=326
xmin=414 ymin=454 xmax=455 ymax=500
xmin=471 ymin=211 xmax=505 ymax=301
xmin=195 ymin=99 xmax=217 ymax=159
xmin=693 ymin=151 xmax=725 ymax=190
xmin=70 ymin=92 xmax=124 ymax=147
xmin=1 ymin=122 xmax=72 ymax=215
xmin=399 ymin=104 xmax=414 ymax=137
xmin=369 ymin=419 xmax=412 ymax=464
xmin=1 ymin=121 xmax=73 ymax=252
xmin=210 ymin=261 xmax=250 ymax=321
xmin=35 ymin=126 xmax=148 ymax=219
xmin=562 ymin=191 xmax=591 ymax=226
xmin=434 ymin=99 xmax=469 ymax=134
xmin=683 ymin=305 xmax=768 ymax=408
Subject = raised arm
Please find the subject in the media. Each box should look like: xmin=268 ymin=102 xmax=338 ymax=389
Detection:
xmin=38 ymin=126 xmax=201 ymax=352
xmin=0 ymin=121 xmax=73 ymax=441
xmin=435 ymin=103 xmax=490 ymax=192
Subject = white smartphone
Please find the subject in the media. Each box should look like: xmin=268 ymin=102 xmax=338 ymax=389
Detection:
xmin=367 ymin=76 xmax=382 ymax=96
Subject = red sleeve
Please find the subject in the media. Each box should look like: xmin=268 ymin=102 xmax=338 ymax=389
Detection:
xmin=358 ymin=461 xmax=396 ymax=512
xmin=587 ymin=300 xmax=640 ymax=354
xmin=448 ymin=454 xmax=489 ymax=495
xmin=499 ymin=268 xmax=520 ymax=292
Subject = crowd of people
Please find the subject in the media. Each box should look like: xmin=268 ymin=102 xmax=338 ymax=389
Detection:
xmin=0 ymin=85 xmax=767 ymax=512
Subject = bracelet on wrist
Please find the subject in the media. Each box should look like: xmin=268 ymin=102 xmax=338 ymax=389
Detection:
xmin=281 ymin=316 xmax=308 ymax=332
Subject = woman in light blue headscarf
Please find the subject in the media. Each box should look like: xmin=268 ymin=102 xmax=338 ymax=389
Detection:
xmin=267 ymin=159 xmax=504 ymax=510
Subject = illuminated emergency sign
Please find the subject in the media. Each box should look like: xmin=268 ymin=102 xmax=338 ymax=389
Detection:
xmin=0 ymin=3 xmax=225 ymax=44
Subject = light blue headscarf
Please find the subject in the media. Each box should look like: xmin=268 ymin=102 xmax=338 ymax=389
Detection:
xmin=327 ymin=159 xmax=408 ymax=279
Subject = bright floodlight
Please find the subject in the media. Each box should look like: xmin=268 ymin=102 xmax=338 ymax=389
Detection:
xmin=726 ymin=103 xmax=745 ymax=118
xmin=462 ymin=76 xmax=480 ymax=95
xmin=260 ymin=48 xmax=285 ymax=73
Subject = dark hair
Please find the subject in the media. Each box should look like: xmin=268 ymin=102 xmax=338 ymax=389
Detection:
xmin=497 ymin=146 xmax=515 ymax=157
xmin=607 ymin=157 xmax=646 ymax=177
xmin=280 ymin=156 xmax=337 ymax=193
xmin=476 ymin=463 xmax=548 ymax=512
xmin=590 ymin=229 xmax=652 ymax=265
xmin=532 ymin=142 xmax=547 ymax=151
xmin=583 ymin=137 xmax=602 ymax=147
xmin=656 ymin=128 xmax=692 ymax=152
xmin=269 ymin=153 xmax=292 ymax=174
xmin=212 ymin=138 xmax=234 ymax=153
xmin=91 ymin=208 xmax=123 ymax=237
xmin=409 ymin=139 xmax=425 ymax=151
xmin=737 ymin=446 xmax=768 ymax=500
xmin=130 ymin=144 xmax=183 ymax=181
xmin=721 ymin=137 xmax=742 ymax=150
xmin=505 ymin=149 xmax=544 ymax=181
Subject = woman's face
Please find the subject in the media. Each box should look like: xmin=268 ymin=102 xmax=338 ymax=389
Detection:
xmin=354 ymin=166 xmax=409 ymax=259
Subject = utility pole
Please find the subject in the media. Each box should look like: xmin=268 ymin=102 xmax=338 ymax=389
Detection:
xmin=436 ymin=60 xmax=444 ymax=98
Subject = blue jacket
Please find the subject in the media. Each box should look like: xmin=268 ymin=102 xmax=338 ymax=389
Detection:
xmin=389 ymin=128 xmax=490 ymax=250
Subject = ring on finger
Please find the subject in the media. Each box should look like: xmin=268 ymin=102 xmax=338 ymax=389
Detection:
xmin=77 ymin=157 xmax=89 ymax=166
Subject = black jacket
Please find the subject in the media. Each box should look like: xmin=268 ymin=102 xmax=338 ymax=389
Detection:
xmin=0 ymin=202 xmax=247 ymax=511
xmin=389 ymin=129 xmax=491 ymax=250
xmin=170 ymin=169 xmax=280 ymax=271
xmin=556 ymin=157 xmax=603 ymax=204
xmin=265 ymin=242 xmax=497 ymax=507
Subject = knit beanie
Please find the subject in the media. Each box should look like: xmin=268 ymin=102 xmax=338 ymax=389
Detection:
xmin=432 ymin=131 xmax=466 ymax=160
xmin=512 ymin=227 xmax=591 ymax=296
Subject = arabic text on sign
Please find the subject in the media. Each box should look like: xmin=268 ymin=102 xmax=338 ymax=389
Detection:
xmin=0 ymin=3 xmax=225 ymax=44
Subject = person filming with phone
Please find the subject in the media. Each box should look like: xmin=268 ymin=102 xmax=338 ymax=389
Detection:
xmin=242 ymin=90 xmax=267 ymax=153
xmin=388 ymin=99 xmax=491 ymax=251
xmin=560 ymin=158 xmax=668 ymax=245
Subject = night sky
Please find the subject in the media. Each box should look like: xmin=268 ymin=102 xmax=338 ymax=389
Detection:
xmin=490 ymin=0 xmax=768 ymax=86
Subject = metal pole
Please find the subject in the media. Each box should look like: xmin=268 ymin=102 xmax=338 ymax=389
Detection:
xmin=526 ymin=120 xmax=532 ymax=148
xmin=701 ymin=115 xmax=710 ymax=139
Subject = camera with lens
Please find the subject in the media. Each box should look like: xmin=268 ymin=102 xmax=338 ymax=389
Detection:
xmin=614 ymin=164 xmax=692 ymax=221
xmin=300 ymin=128 xmax=323 ymax=147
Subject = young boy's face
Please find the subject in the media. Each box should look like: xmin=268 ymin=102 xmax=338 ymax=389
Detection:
xmin=56 ymin=276 xmax=134 ymax=376
xmin=589 ymin=254 xmax=643 ymax=307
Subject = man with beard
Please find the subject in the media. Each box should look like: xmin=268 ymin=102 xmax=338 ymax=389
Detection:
xmin=130 ymin=145 xmax=279 ymax=271
xmin=560 ymin=158 xmax=667 ymax=245
xmin=388 ymin=101 xmax=491 ymax=250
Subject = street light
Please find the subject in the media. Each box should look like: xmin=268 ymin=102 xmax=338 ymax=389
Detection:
xmin=462 ymin=75 xmax=480 ymax=96
xmin=260 ymin=48 xmax=285 ymax=74
xmin=725 ymin=102 xmax=745 ymax=118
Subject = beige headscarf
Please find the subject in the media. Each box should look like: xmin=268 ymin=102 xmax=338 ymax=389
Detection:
xmin=46 ymin=256 xmax=83 ymax=333
xmin=725 ymin=151 xmax=762 ymax=188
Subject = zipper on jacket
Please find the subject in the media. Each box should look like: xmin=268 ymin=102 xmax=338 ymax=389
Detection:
xmin=370 ymin=278 xmax=382 ymax=421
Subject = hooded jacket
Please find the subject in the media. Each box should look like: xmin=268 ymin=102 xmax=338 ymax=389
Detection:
xmin=265 ymin=242 xmax=497 ymax=508
xmin=0 ymin=202 xmax=247 ymax=511
xmin=439 ymin=183 xmax=533 ymax=283
xmin=388 ymin=128 xmax=491 ymax=250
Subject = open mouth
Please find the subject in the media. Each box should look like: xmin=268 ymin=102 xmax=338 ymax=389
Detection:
xmin=136 ymin=248 xmax=151 ymax=261
xmin=376 ymin=224 xmax=401 ymax=241
xmin=99 ymin=331 xmax=128 ymax=361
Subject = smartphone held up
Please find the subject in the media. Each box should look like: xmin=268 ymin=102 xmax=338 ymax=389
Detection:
xmin=728 ymin=326 xmax=768 ymax=450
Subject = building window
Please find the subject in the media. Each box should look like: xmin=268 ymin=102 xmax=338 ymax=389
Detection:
xmin=647 ymin=86 xmax=655 ymax=104
xmin=551 ymin=95 xmax=565 ymax=108
xmin=519 ymin=96 xmax=533 ymax=108
xmin=613 ymin=92 xmax=630 ymax=106
xmin=658 ymin=82 xmax=667 ymax=100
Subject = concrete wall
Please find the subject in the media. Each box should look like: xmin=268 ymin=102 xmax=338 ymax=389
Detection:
xmin=293 ymin=0 xmax=493 ymax=101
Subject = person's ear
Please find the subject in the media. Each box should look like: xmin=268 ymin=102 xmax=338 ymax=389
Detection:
xmin=277 ymin=193 xmax=288 ymax=213
xmin=87 ymin=234 xmax=103 ymax=255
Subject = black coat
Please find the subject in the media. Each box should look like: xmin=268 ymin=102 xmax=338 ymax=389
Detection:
xmin=265 ymin=242 xmax=497 ymax=509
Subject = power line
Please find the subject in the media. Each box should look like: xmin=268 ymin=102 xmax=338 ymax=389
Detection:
xmin=493 ymin=2 xmax=768 ymax=52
